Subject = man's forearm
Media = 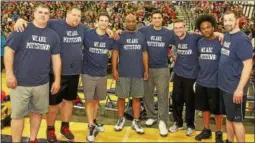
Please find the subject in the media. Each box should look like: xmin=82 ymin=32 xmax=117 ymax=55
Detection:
xmin=52 ymin=54 xmax=61 ymax=82
xmin=143 ymin=52 xmax=149 ymax=73
xmin=112 ymin=50 xmax=119 ymax=72
xmin=236 ymin=59 xmax=253 ymax=91
xmin=4 ymin=47 xmax=15 ymax=75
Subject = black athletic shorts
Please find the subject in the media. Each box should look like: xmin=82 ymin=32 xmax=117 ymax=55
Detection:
xmin=220 ymin=90 xmax=247 ymax=122
xmin=195 ymin=83 xmax=223 ymax=115
xmin=49 ymin=74 xmax=79 ymax=105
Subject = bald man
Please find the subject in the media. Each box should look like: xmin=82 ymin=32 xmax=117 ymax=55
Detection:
xmin=112 ymin=13 xmax=149 ymax=134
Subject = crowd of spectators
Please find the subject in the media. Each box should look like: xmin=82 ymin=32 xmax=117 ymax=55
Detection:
xmin=1 ymin=1 xmax=177 ymax=38
xmin=1 ymin=1 xmax=254 ymax=50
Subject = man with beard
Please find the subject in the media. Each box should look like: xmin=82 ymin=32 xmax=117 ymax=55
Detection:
xmin=82 ymin=12 xmax=114 ymax=142
xmin=218 ymin=10 xmax=253 ymax=143
xmin=5 ymin=5 xmax=61 ymax=142
xmin=112 ymin=12 xmax=149 ymax=134
xmin=194 ymin=14 xmax=223 ymax=143
xmin=14 ymin=7 xmax=113 ymax=143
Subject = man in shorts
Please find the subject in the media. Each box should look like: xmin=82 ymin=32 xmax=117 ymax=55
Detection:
xmin=112 ymin=12 xmax=149 ymax=134
xmin=170 ymin=19 xmax=223 ymax=136
xmin=14 ymin=7 xmax=113 ymax=142
xmin=218 ymin=10 xmax=253 ymax=143
xmin=14 ymin=7 xmax=87 ymax=142
xmin=4 ymin=5 xmax=61 ymax=143
xmin=194 ymin=14 xmax=223 ymax=143
xmin=82 ymin=12 xmax=114 ymax=142
xmin=14 ymin=7 xmax=114 ymax=143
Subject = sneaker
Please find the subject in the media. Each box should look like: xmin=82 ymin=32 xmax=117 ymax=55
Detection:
xmin=169 ymin=123 xmax=183 ymax=133
xmin=145 ymin=118 xmax=157 ymax=126
xmin=114 ymin=117 xmax=125 ymax=131
xmin=186 ymin=127 xmax=194 ymax=136
xmin=225 ymin=139 xmax=232 ymax=143
xmin=94 ymin=119 xmax=104 ymax=132
xmin=158 ymin=120 xmax=168 ymax=137
xmin=46 ymin=129 xmax=58 ymax=143
xmin=29 ymin=138 xmax=39 ymax=143
xmin=131 ymin=119 xmax=144 ymax=134
xmin=215 ymin=131 xmax=223 ymax=143
xmin=86 ymin=125 xmax=99 ymax=142
xmin=60 ymin=126 xmax=74 ymax=140
xmin=195 ymin=128 xmax=212 ymax=141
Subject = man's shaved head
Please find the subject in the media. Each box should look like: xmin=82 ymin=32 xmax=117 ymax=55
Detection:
xmin=125 ymin=13 xmax=137 ymax=32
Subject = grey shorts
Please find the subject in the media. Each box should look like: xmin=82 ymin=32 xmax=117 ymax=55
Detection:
xmin=10 ymin=82 xmax=49 ymax=119
xmin=115 ymin=77 xmax=144 ymax=99
xmin=82 ymin=74 xmax=107 ymax=101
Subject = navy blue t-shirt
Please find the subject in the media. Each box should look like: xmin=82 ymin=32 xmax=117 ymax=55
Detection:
xmin=6 ymin=23 xmax=61 ymax=86
xmin=139 ymin=25 xmax=174 ymax=68
xmin=173 ymin=33 xmax=202 ymax=79
xmin=113 ymin=31 xmax=147 ymax=78
xmin=218 ymin=31 xmax=253 ymax=94
xmin=48 ymin=19 xmax=88 ymax=75
xmin=83 ymin=29 xmax=114 ymax=77
xmin=196 ymin=37 xmax=221 ymax=88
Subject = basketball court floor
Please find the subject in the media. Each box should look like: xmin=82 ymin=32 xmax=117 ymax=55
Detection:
xmin=1 ymin=73 xmax=254 ymax=142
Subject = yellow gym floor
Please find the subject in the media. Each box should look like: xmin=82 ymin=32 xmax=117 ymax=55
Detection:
xmin=1 ymin=73 xmax=254 ymax=142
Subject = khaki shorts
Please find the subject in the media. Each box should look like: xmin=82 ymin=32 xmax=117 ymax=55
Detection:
xmin=10 ymin=82 xmax=49 ymax=119
xmin=82 ymin=74 xmax=107 ymax=101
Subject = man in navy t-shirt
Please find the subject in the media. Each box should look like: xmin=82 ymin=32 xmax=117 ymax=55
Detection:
xmin=218 ymin=11 xmax=253 ymax=143
xmin=14 ymin=7 xmax=87 ymax=142
xmin=194 ymin=14 xmax=223 ymax=143
xmin=4 ymin=5 xmax=61 ymax=142
xmin=14 ymin=7 xmax=114 ymax=142
xmin=139 ymin=10 xmax=174 ymax=137
xmin=169 ymin=19 xmax=202 ymax=136
xmin=170 ymin=19 xmax=224 ymax=136
xmin=112 ymin=13 xmax=149 ymax=134
xmin=82 ymin=12 xmax=114 ymax=142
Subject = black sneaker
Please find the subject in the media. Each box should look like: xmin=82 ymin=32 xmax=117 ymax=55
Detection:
xmin=215 ymin=131 xmax=223 ymax=143
xmin=195 ymin=128 xmax=212 ymax=141
xmin=46 ymin=129 xmax=57 ymax=143
xmin=225 ymin=139 xmax=232 ymax=143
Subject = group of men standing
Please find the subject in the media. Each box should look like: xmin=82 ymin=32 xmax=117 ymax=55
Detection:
xmin=4 ymin=4 xmax=252 ymax=143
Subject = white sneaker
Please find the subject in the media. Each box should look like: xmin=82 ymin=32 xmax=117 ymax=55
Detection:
xmin=169 ymin=122 xmax=183 ymax=133
xmin=114 ymin=117 xmax=125 ymax=131
xmin=158 ymin=120 xmax=168 ymax=137
xmin=132 ymin=119 xmax=144 ymax=134
xmin=186 ymin=127 xmax=194 ymax=136
xmin=145 ymin=118 xmax=157 ymax=126
xmin=86 ymin=125 xmax=98 ymax=142
xmin=94 ymin=120 xmax=104 ymax=132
